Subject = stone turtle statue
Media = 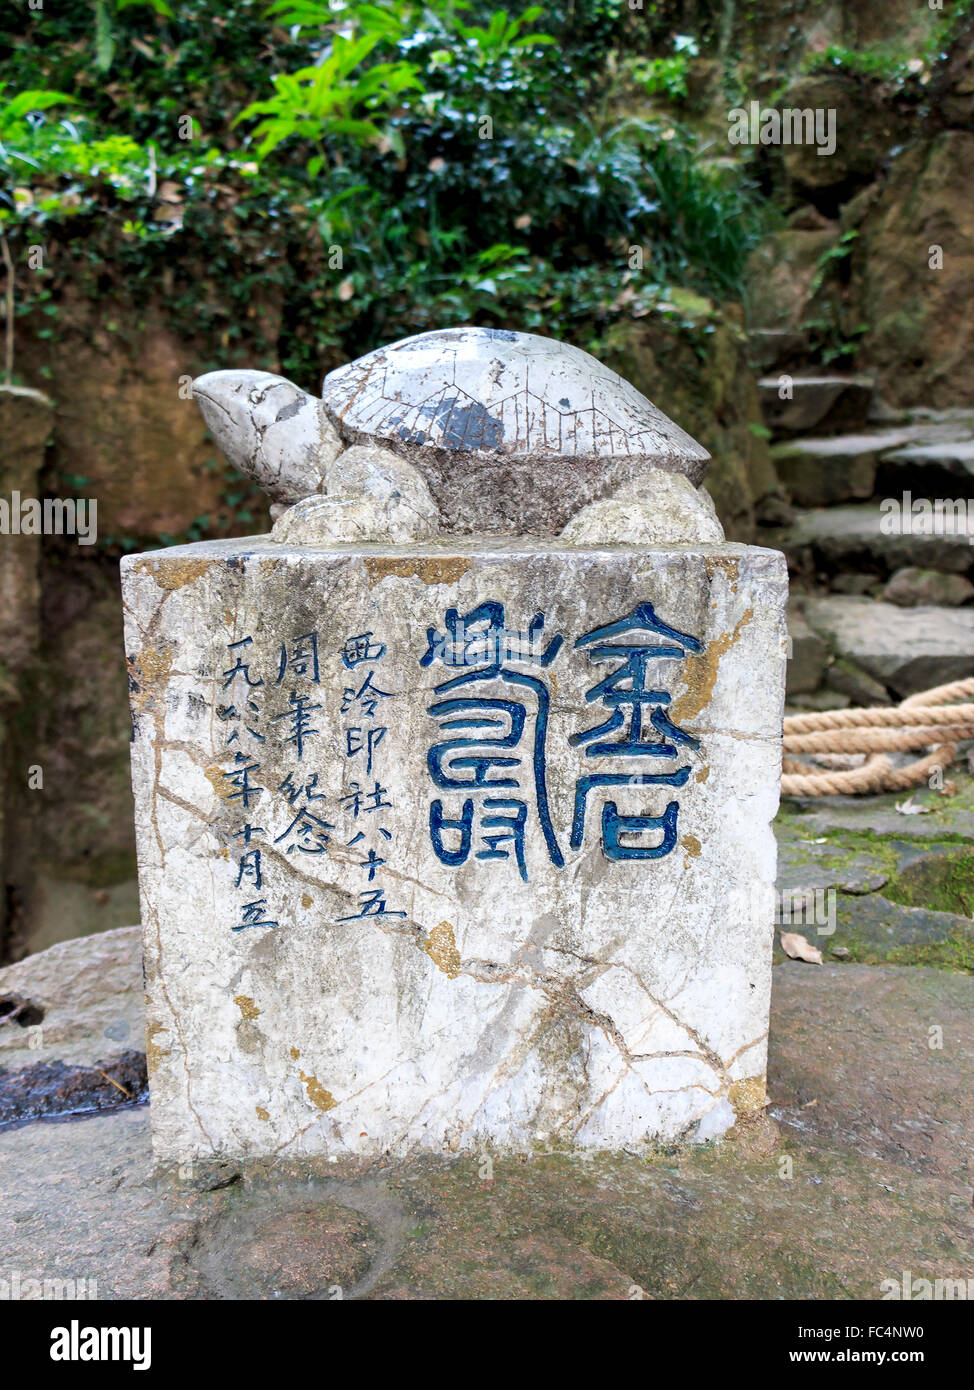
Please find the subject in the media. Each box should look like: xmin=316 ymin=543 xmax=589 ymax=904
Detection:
xmin=193 ymin=326 xmax=722 ymax=544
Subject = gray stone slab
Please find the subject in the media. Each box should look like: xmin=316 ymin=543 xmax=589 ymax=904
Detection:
xmin=785 ymin=504 xmax=974 ymax=575
xmin=758 ymin=375 xmax=874 ymax=434
xmin=882 ymin=440 xmax=974 ymax=478
xmin=831 ymin=893 xmax=974 ymax=962
xmin=802 ymin=595 xmax=974 ymax=696
xmin=778 ymin=791 xmax=974 ymax=843
xmin=776 ymin=840 xmax=889 ymax=895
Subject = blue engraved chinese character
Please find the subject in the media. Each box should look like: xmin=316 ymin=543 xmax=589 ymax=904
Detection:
xmin=222 ymin=637 xmax=263 ymax=689
xmin=217 ymin=697 xmax=264 ymax=745
xmin=420 ymin=602 xmax=564 ymax=880
xmin=570 ymin=603 xmax=702 ymax=860
xmin=346 ymin=725 xmax=387 ymax=775
xmin=271 ymin=691 xmax=322 ymax=761
xmin=277 ymin=771 xmax=327 ymax=805
xmin=342 ymin=670 xmax=392 ymax=719
xmin=223 ymin=753 xmax=264 ymax=809
xmin=277 ymin=632 xmax=319 ymax=684
xmin=342 ymin=632 xmax=387 ymax=670
xmin=340 ymin=780 xmax=392 ymax=817
xmin=232 ymin=899 xmax=278 ymax=932
xmin=339 ymin=888 xmax=407 ymax=921
xmin=274 ymin=809 xmax=335 ymax=855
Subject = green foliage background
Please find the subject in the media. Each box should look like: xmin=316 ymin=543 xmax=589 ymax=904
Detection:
xmin=1 ymin=0 xmax=969 ymax=386
xmin=0 ymin=0 xmax=780 ymax=387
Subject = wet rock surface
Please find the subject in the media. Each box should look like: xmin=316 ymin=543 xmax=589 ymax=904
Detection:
xmin=0 ymin=927 xmax=147 ymax=1126
xmin=0 ymin=1050 xmax=147 ymax=1127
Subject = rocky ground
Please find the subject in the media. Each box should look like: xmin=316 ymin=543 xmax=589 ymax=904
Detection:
xmin=2 ymin=768 xmax=972 ymax=1300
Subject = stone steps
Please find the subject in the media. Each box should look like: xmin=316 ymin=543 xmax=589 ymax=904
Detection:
xmin=780 ymin=502 xmax=974 ymax=581
xmin=787 ymin=594 xmax=974 ymax=702
xmin=758 ymin=373 xmax=875 ymax=435
xmin=876 ymin=439 xmax=974 ymax=500
xmin=772 ymin=422 xmax=974 ymax=507
xmin=760 ymin=378 xmax=974 ymax=710
xmin=774 ymin=411 xmax=974 ymax=706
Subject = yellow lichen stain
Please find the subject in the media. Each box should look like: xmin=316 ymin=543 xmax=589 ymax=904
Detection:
xmin=704 ymin=556 xmax=740 ymax=593
xmin=730 ymin=1075 xmax=767 ymax=1114
xmin=680 ymin=834 xmax=701 ymax=858
xmin=145 ymin=1021 xmax=171 ymax=1075
xmin=364 ymin=556 xmax=470 ymax=587
xmin=299 ymin=1071 xmax=338 ymax=1111
xmin=290 ymin=1046 xmax=301 ymax=1060
xmin=131 ymin=643 xmax=174 ymax=691
xmin=301 ymin=892 xmax=313 ymax=909
xmin=669 ymin=609 xmax=753 ymax=724
xmin=204 ymin=765 xmax=231 ymax=800
xmin=424 ymin=920 xmax=461 ymax=979
xmin=234 ymin=994 xmax=261 ymax=1020
xmin=695 ymin=766 xmax=710 ymax=784
xmin=133 ymin=557 xmax=212 ymax=591
xmin=256 ymin=1105 xmax=270 ymax=1122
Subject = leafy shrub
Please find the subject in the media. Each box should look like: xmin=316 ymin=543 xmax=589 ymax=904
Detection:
xmin=0 ymin=0 xmax=775 ymax=388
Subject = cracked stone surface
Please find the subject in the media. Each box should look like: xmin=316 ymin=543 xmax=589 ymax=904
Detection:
xmin=193 ymin=371 xmax=342 ymax=508
xmin=269 ymin=445 xmax=439 ymax=545
xmin=192 ymin=328 xmax=716 ymax=535
xmin=120 ymin=535 xmax=786 ymax=1161
xmin=1 ymin=958 xmax=970 ymax=1300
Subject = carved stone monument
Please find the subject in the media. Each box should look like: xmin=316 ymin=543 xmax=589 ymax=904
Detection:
xmin=123 ymin=327 xmax=787 ymax=1162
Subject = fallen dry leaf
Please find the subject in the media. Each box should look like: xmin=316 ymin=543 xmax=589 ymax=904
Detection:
xmin=780 ymin=931 xmax=823 ymax=964
xmin=895 ymin=796 xmax=931 ymax=815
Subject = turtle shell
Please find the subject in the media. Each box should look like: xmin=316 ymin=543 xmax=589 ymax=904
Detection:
xmin=320 ymin=327 xmax=710 ymax=485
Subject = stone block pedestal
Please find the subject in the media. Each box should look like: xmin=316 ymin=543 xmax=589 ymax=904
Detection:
xmin=123 ymin=536 xmax=786 ymax=1161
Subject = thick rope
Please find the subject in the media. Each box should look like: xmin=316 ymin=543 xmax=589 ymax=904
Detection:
xmin=786 ymin=723 xmax=974 ymax=754
xmin=784 ymin=703 xmax=974 ymax=733
xmin=781 ymin=677 xmax=974 ymax=797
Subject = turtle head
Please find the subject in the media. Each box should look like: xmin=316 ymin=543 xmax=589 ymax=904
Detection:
xmin=192 ymin=369 xmax=340 ymax=505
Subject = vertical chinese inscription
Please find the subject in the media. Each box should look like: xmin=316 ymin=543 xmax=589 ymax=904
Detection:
xmin=214 ymin=596 xmax=707 ymax=932
xmin=219 ymin=636 xmax=276 ymax=931
xmin=272 ymin=632 xmax=334 ymax=860
xmin=337 ymin=631 xmax=404 ymax=921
